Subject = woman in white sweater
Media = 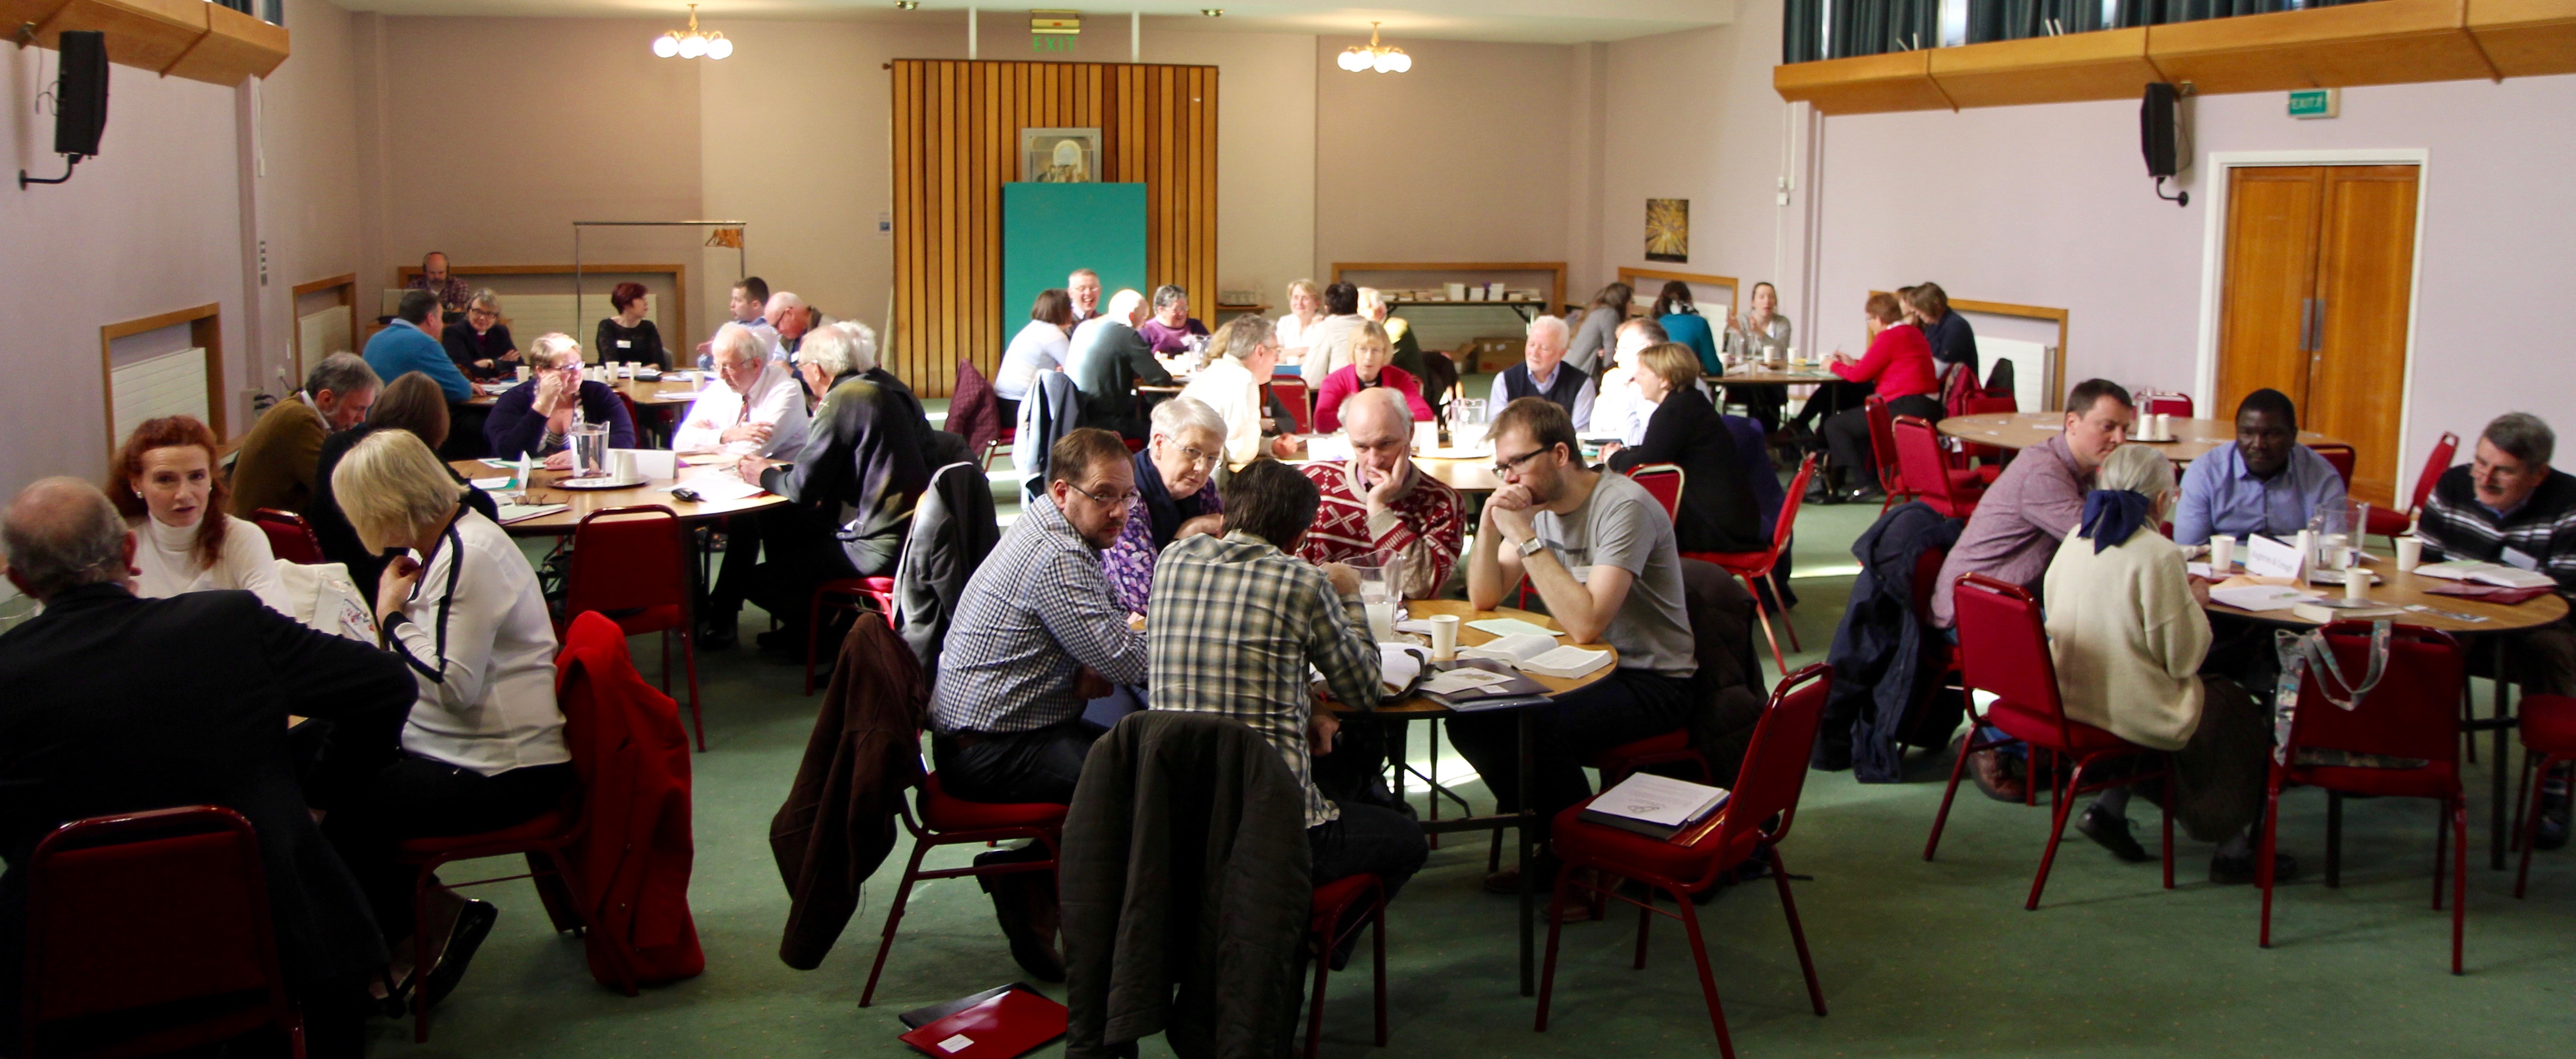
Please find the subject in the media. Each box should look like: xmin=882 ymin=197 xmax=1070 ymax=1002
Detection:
xmin=2043 ymin=443 xmax=2281 ymax=885
xmin=324 ymin=428 xmax=571 ymax=1005
xmin=109 ymin=415 xmax=289 ymax=612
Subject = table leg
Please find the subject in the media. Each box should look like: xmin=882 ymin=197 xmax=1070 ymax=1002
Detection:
xmin=1518 ymin=705 xmax=1536 ymax=997
xmin=2493 ymin=636 xmax=2515 ymax=870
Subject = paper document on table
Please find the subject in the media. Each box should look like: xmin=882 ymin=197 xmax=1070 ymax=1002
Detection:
xmin=2412 ymin=560 xmax=2556 ymax=589
xmin=1421 ymin=667 xmax=1514 ymax=695
xmin=470 ymin=476 xmax=514 ymax=490
xmin=664 ymin=475 xmax=764 ymax=501
xmin=495 ymin=504 xmax=568 ymax=525
xmin=1466 ymin=618 xmax=1559 ymax=639
xmin=1519 ymin=645 xmax=1613 ymax=680
xmin=1458 ymin=633 xmax=1561 ymax=666
xmin=1377 ymin=645 xmax=1424 ymax=695
xmin=2208 ymin=584 xmax=2315 ymax=612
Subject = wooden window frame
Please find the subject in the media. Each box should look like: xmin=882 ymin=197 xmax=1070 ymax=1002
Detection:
xmin=394 ymin=263 xmax=689 ymax=360
xmin=1617 ymin=266 xmax=1742 ymax=322
xmin=99 ymin=303 xmax=225 ymax=457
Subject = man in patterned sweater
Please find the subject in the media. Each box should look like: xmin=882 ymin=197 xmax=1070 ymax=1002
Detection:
xmin=2416 ymin=412 xmax=2576 ymax=848
xmin=1295 ymin=387 xmax=1464 ymax=600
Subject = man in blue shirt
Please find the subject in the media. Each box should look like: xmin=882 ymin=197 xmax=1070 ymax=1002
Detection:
xmin=363 ymin=289 xmax=475 ymax=403
xmin=2174 ymin=388 xmax=2347 ymax=545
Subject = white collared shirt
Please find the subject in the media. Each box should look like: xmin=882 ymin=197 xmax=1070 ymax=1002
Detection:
xmin=674 ymin=360 xmax=811 ymax=459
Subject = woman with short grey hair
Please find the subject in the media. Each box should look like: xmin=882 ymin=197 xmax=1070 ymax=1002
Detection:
xmin=1137 ymin=283 xmax=1208 ymax=356
xmin=1101 ymin=396 xmax=1228 ymax=613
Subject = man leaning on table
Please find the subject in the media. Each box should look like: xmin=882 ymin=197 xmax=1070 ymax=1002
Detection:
xmin=2417 ymin=412 xmax=2576 ymax=849
xmin=1450 ymin=396 xmax=1698 ymax=898
xmin=675 ymin=323 xmax=809 ymax=460
xmin=1179 ymin=314 xmax=1300 ymax=466
xmin=2173 ymin=388 xmax=2347 ymax=546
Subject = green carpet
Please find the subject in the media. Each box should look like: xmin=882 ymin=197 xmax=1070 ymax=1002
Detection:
xmin=389 ymin=411 xmax=2576 ymax=1057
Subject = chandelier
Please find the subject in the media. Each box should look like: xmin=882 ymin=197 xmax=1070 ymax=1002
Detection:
xmin=652 ymin=4 xmax=733 ymax=60
xmin=1336 ymin=22 xmax=1411 ymax=74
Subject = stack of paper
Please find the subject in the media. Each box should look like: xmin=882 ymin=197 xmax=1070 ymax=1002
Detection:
xmin=495 ymin=503 xmax=569 ymax=525
xmin=2413 ymin=560 xmax=2557 ymax=589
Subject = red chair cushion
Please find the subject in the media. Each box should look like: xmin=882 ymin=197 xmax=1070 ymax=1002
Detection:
xmin=1582 ymin=729 xmax=1692 ymax=770
xmin=919 ymin=773 xmax=1068 ymax=833
xmin=1692 ymin=549 xmax=1774 ymax=574
xmin=2523 ymin=694 xmax=2576 ymax=755
xmin=396 ymin=810 xmax=569 ymax=858
xmin=2364 ymin=506 xmax=2412 ymax=537
xmin=1310 ymin=873 xmax=1383 ymax=934
xmin=1982 ymin=701 xmax=2139 ymax=756
xmin=1547 ymin=803 xmax=1748 ymax=888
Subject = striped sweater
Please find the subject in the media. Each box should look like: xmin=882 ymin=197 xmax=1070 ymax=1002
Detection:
xmin=1294 ymin=459 xmax=1464 ymax=601
xmin=2415 ymin=464 xmax=2576 ymax=599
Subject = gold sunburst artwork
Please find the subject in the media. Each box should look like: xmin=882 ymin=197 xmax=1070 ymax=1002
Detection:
xmin=1646 ymin=198 xmax=1689 ymax=263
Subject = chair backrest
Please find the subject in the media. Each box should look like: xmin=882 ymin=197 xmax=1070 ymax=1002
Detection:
xmin=1863 ymin=395 xmax=1899 ymax=489
xmin=250 ymin=508 xmax=324 ymax=565
xmin=1983 ymin=357 xmax=2015 ymax=397
xmin=1891 ymin=416 xmax=1963 ymax=506
xmin=564 ymin=505 xmax=688 ymax=619
xmin=2308 ymin=443 xmax=2357 ymax=486
xmin=1715 ymin=663 xmax=1833 ymax=853
xmin=1940 ymin=361 xmax=1977 ymax=417
xmin=1909 ymin=544 xmax=1950 ymax=623
xmin=1772 ymin=454 xmax=1818 ymax=555
xmin=2141 ymin=392 xmax=2193 ymax=417
xmin=2287 ymin=622 xmax=2465 ymax=765
xmin=1269 ymin=378 xmax=1312 ymax=435
xmin=22 ymin=805 xmax=294 ymax=1049
xmin=1950 ymin=573 xmax=2072 ymax=742
xmin=2411 ymin=431 xmax=2459 ymax=514
xmin=1965 ymin=394 xmax=2017 ymax=416
xmin=1627 ymin=463 xmax=1683 ymax=522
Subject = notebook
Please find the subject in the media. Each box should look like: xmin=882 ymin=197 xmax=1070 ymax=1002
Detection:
xmin=1457 ymin=633 xmax=1614 ymax=679
xmin=1422 ymin=659 xmax=1556 ymax=712
xmin=494 ymin=503 xmax=569 ymax=525
xmin=898 ymin=983 xmax=1046 ymax=1030
xmin=896 ymin=987 xmax=1066 ymax=1059
xmin=2411 ymin=560 xmax=2557 ymax=590
xmin=1578 ymin=772 xmax=1730 ymax=840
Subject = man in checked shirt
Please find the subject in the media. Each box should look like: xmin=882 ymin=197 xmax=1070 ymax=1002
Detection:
xmin=1148 ymin=459 xmax=1429 ymax=960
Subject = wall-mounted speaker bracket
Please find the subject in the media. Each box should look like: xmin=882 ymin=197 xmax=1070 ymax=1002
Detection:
xmin=20 ymin=153 xmax=83 ymax=189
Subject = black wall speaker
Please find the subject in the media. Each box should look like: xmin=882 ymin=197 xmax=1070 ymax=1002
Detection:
xmin=54 ymin=30 xmax=110 ymax=159
xmin=2140 ymin=82 xmax=2181 ymax=180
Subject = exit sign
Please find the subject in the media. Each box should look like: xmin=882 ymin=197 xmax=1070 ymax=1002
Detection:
xmin=2288 ymin=88 xmax=2338 ymax=119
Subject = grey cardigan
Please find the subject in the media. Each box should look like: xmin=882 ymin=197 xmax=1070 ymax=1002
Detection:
xmin=1566 ymin=305 xmax=1621 ymax=376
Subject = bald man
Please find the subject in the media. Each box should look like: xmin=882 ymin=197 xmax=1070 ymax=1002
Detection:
xmin=1296 ymin=387 xmax=1465 ymax=601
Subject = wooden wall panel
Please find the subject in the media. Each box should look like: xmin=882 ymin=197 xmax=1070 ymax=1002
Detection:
xmin=891 ymin=59 xmax=1217 ymax=397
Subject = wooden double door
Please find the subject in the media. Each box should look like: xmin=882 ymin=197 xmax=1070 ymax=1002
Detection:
xmin=2215 ymin=164 xmax=2420 ymax=505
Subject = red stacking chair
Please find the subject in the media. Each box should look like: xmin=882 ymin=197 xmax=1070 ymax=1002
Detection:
xmin=2307 ymin=443 xmax=2357 ymax=488
xmin=2368 ymin=431 xmax=2459 ymax=541
xmin=1685 ymin=454 xmax=1815 ymax=676
xmin=1863 ymin=395 xmax=1905 ymax=512
xmin=859 ymin=770 xmax=1068 ymax=1007
xmin=1959 ymin=394 xmax=2017 ymax=484
xmin=2140 ymin=392 xmax=2193 ymax=417
xmin=806 ymin=576 xmax=897 ymax=696
xmin=1927 ymin=574 xmax=2174 ymax=909
xmin=982 ymin=425 xmax=1017 ymax=470
xmin=1534 ymin=665 xmax=1835 ymax=1059
xmin=563 ymin=505 xmax=704 ymax=752
xmin=2259 ymin=622 xmax=2471 ymax=972
xmin=18 ymin=806 xmax=304 ymax=1059
xmin=2513 ymin=694 xmax=2576 ymax=898
xmin=1270 ymin=377 xmax=1314 ymax=435
xmin=1303 ymin=873 xmax=1389 ymax=1059
xmin=1627 ymin=462 xmax=1683 ymax=521
xmin=1892 ymin=416 xmax=1985 ymax=520
xmin=251 ymin=508 xmax=325 ymax=564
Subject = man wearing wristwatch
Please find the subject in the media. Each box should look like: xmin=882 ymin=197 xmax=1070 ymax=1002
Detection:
xmin=1452 ymin=396 xmax=1700 ymax=895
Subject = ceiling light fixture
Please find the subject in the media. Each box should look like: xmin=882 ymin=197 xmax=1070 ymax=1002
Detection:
xmin=1337 ymin=22 xmax=1410 ymax=74
xmin=1201 ymin=7 xmax=1223 ymax=14
xmin=895 ymin=1 xmax=919 ymax=8
xmin=653 ymin=4 xmax=732 ymax=60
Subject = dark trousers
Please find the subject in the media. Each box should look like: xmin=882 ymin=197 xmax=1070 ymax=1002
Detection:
xmin=933 ymin=717 xmax=1104 ymax=805
xmin=1306 ymin=800 xmax=1429 ymax=966
xmin=739 ymin=507 xmax=883 ymax=647
xmin=322 ymin=756 xmax=572 ymax=942
xmin=1823 ymin=393 xmax=1942 ymax=483
xmin=1791 ymin=380 xmax=1873 ymax=429
xmin=1445 ymin=668 xmax=1693 ymax=826
xmin=1727 ymin=387 xmax=1786 ymax=433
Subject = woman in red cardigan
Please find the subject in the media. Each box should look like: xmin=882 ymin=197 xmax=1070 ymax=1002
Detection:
xmin=1814 ymin=292 xmax=1940 ymax=503
xmin=1313 ymin=321 xmax=1434 ymax=433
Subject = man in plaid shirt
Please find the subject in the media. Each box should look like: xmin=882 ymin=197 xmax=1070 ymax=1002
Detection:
xmin=2415 ymin=412 xmax=2576 ymax=849
xmin=1149 ymin=459 xmax=1429 ymax=921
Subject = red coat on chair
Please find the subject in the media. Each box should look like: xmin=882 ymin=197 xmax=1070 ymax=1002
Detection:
xmin=558 ymin=612 xmax=706 ymax=987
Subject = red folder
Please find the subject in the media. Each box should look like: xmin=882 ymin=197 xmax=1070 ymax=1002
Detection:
xmin=896 ymin=987 xmax=1068 ymax=1059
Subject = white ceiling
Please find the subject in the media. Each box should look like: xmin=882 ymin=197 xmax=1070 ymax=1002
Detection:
xmin=333 ymin=1 xmax=1738 ymax=46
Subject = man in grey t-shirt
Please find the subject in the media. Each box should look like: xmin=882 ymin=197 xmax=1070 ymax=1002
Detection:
xmin=1454 ymin=396 xmax=1701 ymax=891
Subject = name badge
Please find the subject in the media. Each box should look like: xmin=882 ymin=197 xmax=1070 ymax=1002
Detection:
xmin=616 ymin=339 xmax=633 ymax=349
xmin=2502 ymin=546 xmax=2542 ymax=571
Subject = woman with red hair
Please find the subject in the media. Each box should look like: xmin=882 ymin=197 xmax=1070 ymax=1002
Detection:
xmin=594 ymin=281 xmax=670 ymax=370
xmin=106 ymin=414 xmax=289 ymax=611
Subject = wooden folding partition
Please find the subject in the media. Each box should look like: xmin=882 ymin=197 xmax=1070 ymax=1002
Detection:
xmin=889 ymin=59 xmax=1217 ymax=397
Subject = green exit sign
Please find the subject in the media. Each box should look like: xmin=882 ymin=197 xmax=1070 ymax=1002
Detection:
xmin=2288 ymin=88 xmax=2339 ymax=119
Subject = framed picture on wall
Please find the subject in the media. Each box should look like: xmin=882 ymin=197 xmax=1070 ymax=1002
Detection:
xmin=1646 ymin=199 xmax=1689 ymax=262
xmin=1022 ymin=127 xmax=1101 ymax=183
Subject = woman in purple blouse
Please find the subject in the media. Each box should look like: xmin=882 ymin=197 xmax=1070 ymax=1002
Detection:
xmin=1101 ymin=396 xmax=1226 ymax=614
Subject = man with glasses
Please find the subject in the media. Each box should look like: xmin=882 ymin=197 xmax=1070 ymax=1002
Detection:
xmin=1450 ymin=396 xmax=1699 ymax=895
xmin=1298 ymin=388 xmax=1462 ymax=601
xmin=1180 ymin=313 xmax=1301 ymax=466
xmin=931 ymin=428 xmax=1153 ymax=980
xmin=1101 ymin=397 xmax=1230 ymax=614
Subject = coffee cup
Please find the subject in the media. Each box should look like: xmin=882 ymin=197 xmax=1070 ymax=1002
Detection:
xmin=516 ymin=365 xmax=532 ymax=382
xmin=609 ymin=450 xmax=638 ymax=482
xmin=2209 ymin=536 xmax=2234 ymax=574
xmin=2395 ymin=535 xmax=2423 ymax=572
xmin=2344 ymin=566 xmax=2370 ymax=601
xmin=1427 ymin=614 xmax=1459 ymax=662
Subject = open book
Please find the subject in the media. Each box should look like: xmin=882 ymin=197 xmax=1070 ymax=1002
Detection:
xmin=1579 ymin=772 xmax=1730 ymax=840
xmin=2411 ymin=560 xmax=2557 ymax=590
xmin=1457 ymin=632 xmax=1615 ymax=679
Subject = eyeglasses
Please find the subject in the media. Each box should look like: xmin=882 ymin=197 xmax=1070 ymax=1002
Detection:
xmin=1067 ymin=481 xmax=1141 ymax=506
xmin=1492 ymin=447 xmax=1550 ymax=478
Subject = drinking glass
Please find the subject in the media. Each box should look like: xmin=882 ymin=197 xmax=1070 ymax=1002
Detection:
xmin=1451 ymin=399 xmax=1488 ymax=452
xmin=569 ymin=423 xmax=611 ymax=479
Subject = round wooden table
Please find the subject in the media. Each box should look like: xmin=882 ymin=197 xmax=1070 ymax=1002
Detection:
xmin=1704 ymin=365 xmax=1840 ymax=387
xmin=448 ymin=458 xmax=786 ymax=535
xmin=1937 ymin=412 xmax=2344 ymax=463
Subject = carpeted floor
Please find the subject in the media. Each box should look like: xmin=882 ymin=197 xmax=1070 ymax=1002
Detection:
xmin=386 ymin=397 xmax=2576 ymax=1058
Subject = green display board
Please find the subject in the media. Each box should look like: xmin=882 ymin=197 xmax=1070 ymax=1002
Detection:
xmin=1002 ymin=182 xmax=1147 ymax=336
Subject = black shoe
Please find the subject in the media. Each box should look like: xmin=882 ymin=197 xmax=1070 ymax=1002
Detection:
xmin=421 ymin=900 xmax=498 ymax=1009
xmin=2537 ymin=797 xmax=2570 ymax=851
xmin=2075 ymin=805 xmax=2152 ymax=863
xmin=981 ymin=875 xmax=1065 ymax=983
xmin=698 ymin=611 xmax=738 ymax=650
xmin=2210 ymin=850 xmax=2298 ymax=886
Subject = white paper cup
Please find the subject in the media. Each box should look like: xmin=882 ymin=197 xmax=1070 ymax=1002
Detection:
xmin=516 ymin=365 xmax=532 ymax=382
xmin=2396 ymin=535 xmax=2423 ymax=572
xmin=1427 ymin=614 xmax=1459 ymax=661
xmin=2209 ymin=536 xmax=2233 ymax=574
xmin=609 ymin=450 xmax=637 ymax=482
xmin=2344 ymin=567 xmax=2370 ymax=601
